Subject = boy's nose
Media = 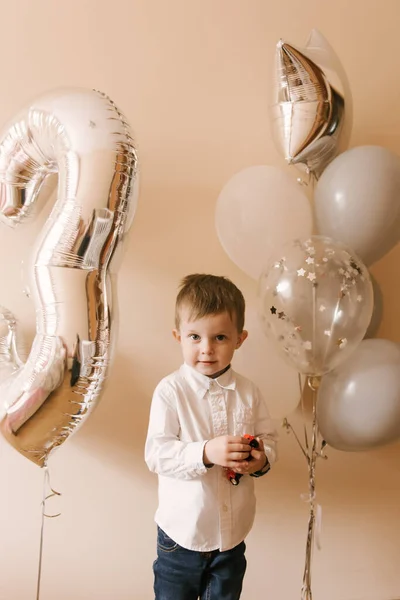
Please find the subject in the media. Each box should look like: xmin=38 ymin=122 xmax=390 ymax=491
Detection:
xmin=201 ymin=341 xmax=214 ymax=354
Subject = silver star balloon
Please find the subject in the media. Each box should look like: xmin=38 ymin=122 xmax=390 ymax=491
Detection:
xmin=270 ymin=29 xmax=352 ymax=180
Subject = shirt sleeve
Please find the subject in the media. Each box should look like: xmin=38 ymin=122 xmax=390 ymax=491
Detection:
xmin=145 ymin=382 xmax=208 ymax=480
xmin=253 ymin=386 xmax=279 ymax=466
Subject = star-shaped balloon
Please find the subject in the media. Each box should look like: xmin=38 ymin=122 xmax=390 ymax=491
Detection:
xmin=270 ymin=29 xmax=352 ymax=180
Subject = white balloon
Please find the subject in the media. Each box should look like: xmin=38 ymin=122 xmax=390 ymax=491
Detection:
xmin=317 ymin=339 xmax=400 ymax=451
xmin=216 ymin=165 xmax=313 ymax=280
xmin=315 ymin=146 xmax=400 ymax=265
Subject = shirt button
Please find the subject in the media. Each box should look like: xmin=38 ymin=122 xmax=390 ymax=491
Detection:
xmin=223 ymin=504 xmax=228 ymax=512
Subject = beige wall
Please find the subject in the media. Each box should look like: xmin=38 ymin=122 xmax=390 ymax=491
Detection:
xmin=0 ymin=1 xmax=400 ymax=598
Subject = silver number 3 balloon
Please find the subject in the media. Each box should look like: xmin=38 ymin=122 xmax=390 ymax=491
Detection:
xmin=0 ymin=88 xmax=138 ymax=466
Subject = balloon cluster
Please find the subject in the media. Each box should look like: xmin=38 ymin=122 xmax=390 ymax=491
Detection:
xmin=215 ymin=30 xmax=400 ymax=600
xmin=216 ymin=28 xmax=400 ymax=455
xmin=269 ymin=32 xmax=400 ymax=452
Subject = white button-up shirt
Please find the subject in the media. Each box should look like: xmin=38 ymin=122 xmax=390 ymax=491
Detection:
xmin=145 ymin=363 xmax=278 ymax=552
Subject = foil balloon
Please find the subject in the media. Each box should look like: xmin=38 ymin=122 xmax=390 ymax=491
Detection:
xmin=0 ymin=307 xmax=24 ymax=415
xmin=270 ymin=29 xmax=352 ymax=180
xmin=258 ymin=236 xmax=373 ymax=377
xmin=0 ymin=307 xmax=23 ymax=370
xmin=0 ymin=88 xmax=138 ymax=466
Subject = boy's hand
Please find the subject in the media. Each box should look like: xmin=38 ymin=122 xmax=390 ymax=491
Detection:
xmin=231 ymin=438 xmax=267 ymax=474
xmin=203 ymin=435 xmax=251 ymax=468
xmin=247 ymin=438 xmax=267 ymax=474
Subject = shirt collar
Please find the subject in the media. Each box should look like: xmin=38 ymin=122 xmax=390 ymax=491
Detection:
xmin=180 ymin=363 xmax=236 ymax=398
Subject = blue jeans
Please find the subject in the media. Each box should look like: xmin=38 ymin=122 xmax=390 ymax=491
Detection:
xmin=153 ymin=527 xmax=247 ymax=600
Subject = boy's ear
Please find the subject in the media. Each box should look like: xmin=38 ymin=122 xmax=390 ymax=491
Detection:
xmin=236 ymin=330 xmax=248 ymax=349
xmin=172 ymin=329 xmax=181 ymax=342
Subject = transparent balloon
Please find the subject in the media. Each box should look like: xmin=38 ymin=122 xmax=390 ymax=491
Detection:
xmin=258 ymin=236 xmax=373 ymax=376
xmin=270 ymin=29 xmax=352 ymax=181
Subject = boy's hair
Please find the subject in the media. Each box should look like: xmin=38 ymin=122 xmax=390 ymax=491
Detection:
xmin=175 ymin=274 xmax=245 ymax=332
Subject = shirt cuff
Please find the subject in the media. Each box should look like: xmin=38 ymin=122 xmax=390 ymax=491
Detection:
xmin=186 ymin=440 xmax=208 ymax=475
xmin=250 ymin=453 xmax=271 ymax=478
xmin=264 ymin=447 xmax=276 ymax=466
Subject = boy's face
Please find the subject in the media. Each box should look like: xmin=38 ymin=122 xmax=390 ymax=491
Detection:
xmin=173 ymin=309 xmax=248 ymax=377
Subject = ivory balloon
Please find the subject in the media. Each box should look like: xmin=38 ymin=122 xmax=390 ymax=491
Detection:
xmin=317 ymin=339 xmax=400 ymax=451
xmin=315 ymin=146 xmax=400 ymax=265
xmin=216 ymin=165 xmax=312 ymax=280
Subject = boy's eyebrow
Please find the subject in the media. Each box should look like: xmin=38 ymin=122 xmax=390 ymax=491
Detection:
xmin=195 ymin=330 xmax=230 ymax=336
xmin=186 ymin=328 xmax=229 ymax=334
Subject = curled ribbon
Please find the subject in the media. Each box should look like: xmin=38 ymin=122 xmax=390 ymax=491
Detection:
xmin=300 ymin=490 xmax=323 ymax=551
xmin=285 ymin=373 xmax=326 ymax=600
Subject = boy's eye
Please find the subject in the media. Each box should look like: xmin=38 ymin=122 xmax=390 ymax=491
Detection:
xmin=189 ymin=334 xmax=200 ymax=341
xmin=216 ymin=335 xmax=226 ymax=341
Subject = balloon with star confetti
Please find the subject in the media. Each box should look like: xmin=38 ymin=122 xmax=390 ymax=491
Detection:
xmin=258 ymin=235 xmax=373 ymax=376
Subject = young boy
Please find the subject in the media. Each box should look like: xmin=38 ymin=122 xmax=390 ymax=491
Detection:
xmin=145 ymin=274 xmax=278 ymax=600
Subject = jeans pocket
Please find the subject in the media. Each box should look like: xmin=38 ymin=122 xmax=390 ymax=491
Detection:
xmin=157 ymin=527 xmax=179 ymax=553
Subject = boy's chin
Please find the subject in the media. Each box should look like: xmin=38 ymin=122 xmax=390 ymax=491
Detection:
xmin=194 ymin=362 xmax=218 ymax=372
xmin=195 ymin=362 xmax=229 ymax=378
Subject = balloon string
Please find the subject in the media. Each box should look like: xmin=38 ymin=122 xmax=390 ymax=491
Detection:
xmin=297 ymin=168 xmax=316 ymax=188
xmin=301 ymin=380 xmax=320 ymax=600
xmin=284 ymin=375 xmax=325 ymax=600
xmin=321 ymin=293 xmax=343 ymax=369
xmin=312 ymin=281 xmax=317 ymax=375
xmin=36 ymin=462 xmax=61 ymax=600
xmin=282 ymin=417 xmax=309 ymax=461
xmin=299 ymin=373 xmax=309 ymax=455
xmin=282 ymin=374 xmax=310 ymax=461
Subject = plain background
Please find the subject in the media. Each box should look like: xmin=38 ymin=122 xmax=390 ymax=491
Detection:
xmin=0 ymin=1 xmax=400 ymax=599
